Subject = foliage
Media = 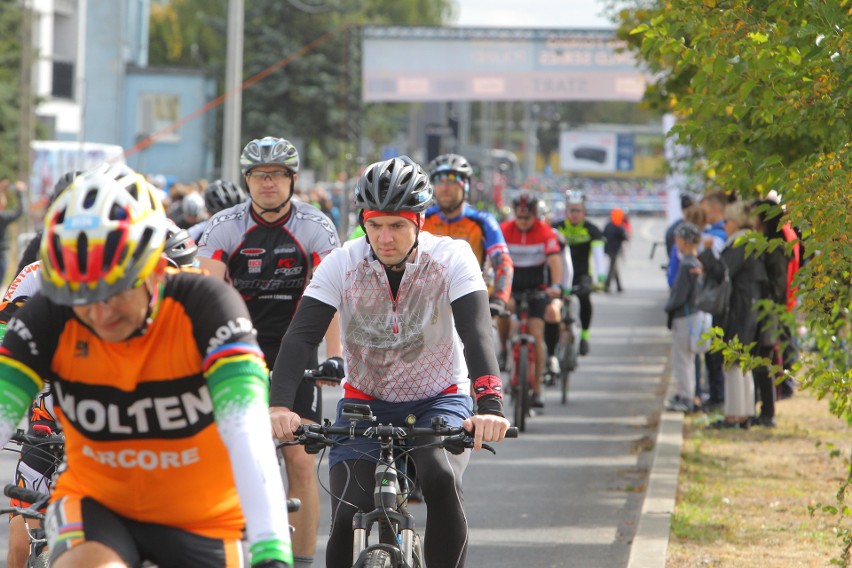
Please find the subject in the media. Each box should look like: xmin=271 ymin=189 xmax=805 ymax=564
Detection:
xmin=149 ymin=0 xmax=454 ymax=179
xmin=0 ymin=2 xmax=23 ymax=181
xmin=619 ymin=0 xmax=851 ymax=561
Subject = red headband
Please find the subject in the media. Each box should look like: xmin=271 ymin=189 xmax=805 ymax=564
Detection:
xmin=362 ymin=209 xmax=423 ymax=229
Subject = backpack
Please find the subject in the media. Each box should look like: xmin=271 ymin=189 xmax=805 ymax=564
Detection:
xmin=696 ymin=258 xmax=731 ymax=319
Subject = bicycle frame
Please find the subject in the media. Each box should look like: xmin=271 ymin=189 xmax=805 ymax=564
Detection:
xmin=509 ymin=290 xmax=547 ymax=431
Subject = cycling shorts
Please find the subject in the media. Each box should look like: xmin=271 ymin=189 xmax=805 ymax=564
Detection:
xmin=328 ymin=394 xmax=474 ymax=469
xmin=46 ymin=495 xmax=244 ymax=568
xmin=510 ymin=291 xmax=549 ymax=320
xmin=8 ymin=461 xmax=52 ymax=518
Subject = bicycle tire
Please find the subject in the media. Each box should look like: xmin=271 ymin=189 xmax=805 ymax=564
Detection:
xmin=515 ymin=344 xmax=529 ymax=431
xmin=362 ymin=548 xmax=394 ymax=568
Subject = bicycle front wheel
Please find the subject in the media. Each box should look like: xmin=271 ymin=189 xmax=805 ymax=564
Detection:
xmin=514 ymin=344 xmax=529 ymax=431
xmin=556 ymin=334 xmax=571 ymax=405
xmin=362 ymin=548 xmax=394 ymax=568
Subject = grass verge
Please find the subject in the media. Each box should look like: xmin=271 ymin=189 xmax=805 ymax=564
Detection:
xmin=667 ymin=389 xmax=851 ymax=567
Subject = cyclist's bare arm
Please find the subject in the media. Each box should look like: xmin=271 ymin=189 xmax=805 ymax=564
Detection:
xmin=546 ymin=252 xmax=564 ymax=297
xmin=269 ymin=297 xmax=337 ymax=439
xmin=198 ymin=256 xmax=227 ymax=279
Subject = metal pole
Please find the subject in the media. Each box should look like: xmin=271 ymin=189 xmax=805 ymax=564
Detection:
xmin=221 ymin=0 xmax=244 ymax=182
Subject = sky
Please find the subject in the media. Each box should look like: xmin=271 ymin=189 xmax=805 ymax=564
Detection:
xmin=452 ymin=0 xmax=617 ymax=29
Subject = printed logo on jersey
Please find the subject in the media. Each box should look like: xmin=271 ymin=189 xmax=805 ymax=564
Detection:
xmin=274 ymin=257 xmax=303 ymax=277
xmin=7 ymin=317 xmax=39 ymax=357
xmin=274 ymin=245 xmax=297 ymax=254
xmin=240 ymin=248 xmax=266 ymax=256
xmin=248 ymin=259 xmax=262 ymax=273
xmin=53 ymin=377 xmax=214 ymax=441
xmin=74 ymin=341 xmax=88 ymax=358
xmin=207 ymin=317 xmax=255 ymax=352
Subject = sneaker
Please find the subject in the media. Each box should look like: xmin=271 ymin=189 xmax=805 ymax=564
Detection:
xmin=497 ymin=351 xmax=508 ymax=372
xmin=754 ymin=416 xmax=776 ymax=428
xmin=546 ymin=355 xmax=560 ymax=376
xmin=530 ymin=393 xmax=545 ymax=408
xmin=666 ymin=397 xmax=692 ymax=413
xmin=579 ymin=338 xmax=589 ymax=356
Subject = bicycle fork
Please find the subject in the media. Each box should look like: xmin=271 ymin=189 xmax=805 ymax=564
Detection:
xmin=352 ymin=460 xmax=417 ymax=567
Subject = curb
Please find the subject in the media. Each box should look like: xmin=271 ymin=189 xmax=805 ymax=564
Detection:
xmin=626 ymin=408 xmax=684 ymax=568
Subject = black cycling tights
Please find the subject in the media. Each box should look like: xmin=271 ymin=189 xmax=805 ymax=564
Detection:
xmin=578 ymin=292 xmax=592 ymax=330
xmin=326 ymin=445 xmax=470 ymax=568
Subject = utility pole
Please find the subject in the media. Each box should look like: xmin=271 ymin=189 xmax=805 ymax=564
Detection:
xmin=221 ymin=0 xmax=244 ymax=182
xmin=18 ymin=1 xmax=34 ymax=184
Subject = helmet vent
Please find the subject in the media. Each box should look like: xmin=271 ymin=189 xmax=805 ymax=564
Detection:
xmin=109 ymin=203 xmax=128 ymax=222
xmin=51 ymin=233 xmax=66 ymax=273
xmin=132 ymin=227 xmax=155 ymax=266
xmin=76 ymin=232 xmax=89 ymax=276
xmin=104 ymin=230 xmax=123 ymax=272
xmin=83 ymin=188 xmax=98 ymax=209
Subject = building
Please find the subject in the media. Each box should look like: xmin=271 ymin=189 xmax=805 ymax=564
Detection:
xmin=27 ymin=0 xmax=215 ymax=196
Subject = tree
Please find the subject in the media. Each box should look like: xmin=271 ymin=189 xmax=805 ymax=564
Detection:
xmin=619 ymin=0 xmax=852 ymax=560
xmin=0 ymin=2 xmax=24 ymax=181
xmin=149 ymin=0 xmax=455 ymax=179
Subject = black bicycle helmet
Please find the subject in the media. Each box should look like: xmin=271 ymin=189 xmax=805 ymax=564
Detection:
xmin=512 ymin=191 xmax=539 ymax=214
xmin=354 ymin=156 xmax=433 ymax=213
xmin=239 ymin=136 xmax=300 ymax=175
xmin=204 ymin=179 xmax=247 ymax=215
xmin=163 ymin=219 xmax=198 ymax=268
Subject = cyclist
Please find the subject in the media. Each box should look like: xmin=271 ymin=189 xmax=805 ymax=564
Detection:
xmin=498 ymin=191 xmax=563 ymax=409
xmin=268 ymin=156 xmax=510 ymax=568
xmin=0 ymin=164 xmax=292 ymax=567
xmin=197 ymin=136 xmax=341 ymax=568
xmin=552 ymin=190 xmax=606 ymax=356
xmin=188 ymin=179 xmax=248 ymax=243
xmin=3 ymin=217 xmax=202 ymax=568
xmin=175 ymin=190 xmax=206 ymax=229
xmin=424 ymin=153 xmax=513 ymax=316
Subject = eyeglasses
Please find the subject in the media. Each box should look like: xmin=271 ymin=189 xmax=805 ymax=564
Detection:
xmin=89 ymin=280 xmax=145 ymax=309
xmin=568 ymin=208 xmax=584 ymax=213
xmin=515 ymin=215 xmax=534 ymax=221
xmin=434 ymin=173 xmax=464 ymax=185
xmin=246 ymin=170 xmax=292 ymax=182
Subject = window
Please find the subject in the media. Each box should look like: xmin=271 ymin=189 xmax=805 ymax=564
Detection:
xmin=136 ymin=93 xmax=180 ymax=143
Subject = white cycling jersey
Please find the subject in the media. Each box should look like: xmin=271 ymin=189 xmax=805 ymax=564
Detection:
xmin=4 ymin=261 xmax=41 ymax=301
xmin=304 ymin=232 xmax=485 ymax=402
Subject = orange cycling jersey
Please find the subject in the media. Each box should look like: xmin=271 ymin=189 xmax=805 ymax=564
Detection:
xmin=423 ymin=204 xmax=513 ymax=305
xmin=0 ymin=271 xmax=269 ymax=540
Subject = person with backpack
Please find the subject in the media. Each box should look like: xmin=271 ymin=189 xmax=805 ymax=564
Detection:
xmin=702 ymin=199 xmax=767 ymax=429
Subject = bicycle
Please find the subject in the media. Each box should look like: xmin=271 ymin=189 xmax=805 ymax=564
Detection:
xmin=278 ymin=402 xmax=517 ymax=568
xmin=548 ymin=292 xmax=580 ymax=405
xmin=506 ymin=289 xmax=550 ymax=431
xmin=2 ymin=429 xmax=65 ymax=568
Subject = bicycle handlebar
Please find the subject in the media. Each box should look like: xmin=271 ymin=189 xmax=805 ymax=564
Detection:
xmin=280 ymin=420 xmax=518 ymax=455
xmin=4 ymin=484 xmax=49 ymax=506
xmin=9 ymin=430 xmax=65 ymax=448
xmin=302 ymin=368 xmax=343 ymax=384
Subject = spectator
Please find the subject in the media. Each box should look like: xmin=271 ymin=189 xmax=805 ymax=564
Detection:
xmin=602 ymin=208 xmax=630 ymax=293
xmin=751 ymin=198 xmax=790 ymax=427
xmin=664 ymin=222 xmax=704 ymax=412
xmin=702 ymin=199 xmax=766 ymax=429
xmin=0 ymin=179 xmax=24 ymax=284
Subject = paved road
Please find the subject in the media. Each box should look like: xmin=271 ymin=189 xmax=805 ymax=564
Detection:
xmin=0 ymin=216 xmax=673 ymax=567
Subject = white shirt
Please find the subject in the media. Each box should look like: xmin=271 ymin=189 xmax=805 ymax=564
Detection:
xmin=304 ymin=232 xmax=485 ymax=402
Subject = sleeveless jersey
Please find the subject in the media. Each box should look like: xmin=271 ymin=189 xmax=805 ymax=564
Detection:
xmin=197 ymin=200 xmax=340 ymax=346
xmin=0 ymin=272 xmax=269 ymax=539
xmin=500 ymin=219 xmax=561 ymax=291
xmin=303 ymin=233 xmax=486 ymax=402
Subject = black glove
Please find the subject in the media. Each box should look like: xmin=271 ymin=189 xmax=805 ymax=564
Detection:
xmin=488 ymin=297 xmax=506 ymax=317
xmin=316 ymin=356 xmax=345 ymax=380
xmin=253 ymin=561 xmax=292 ymax=568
